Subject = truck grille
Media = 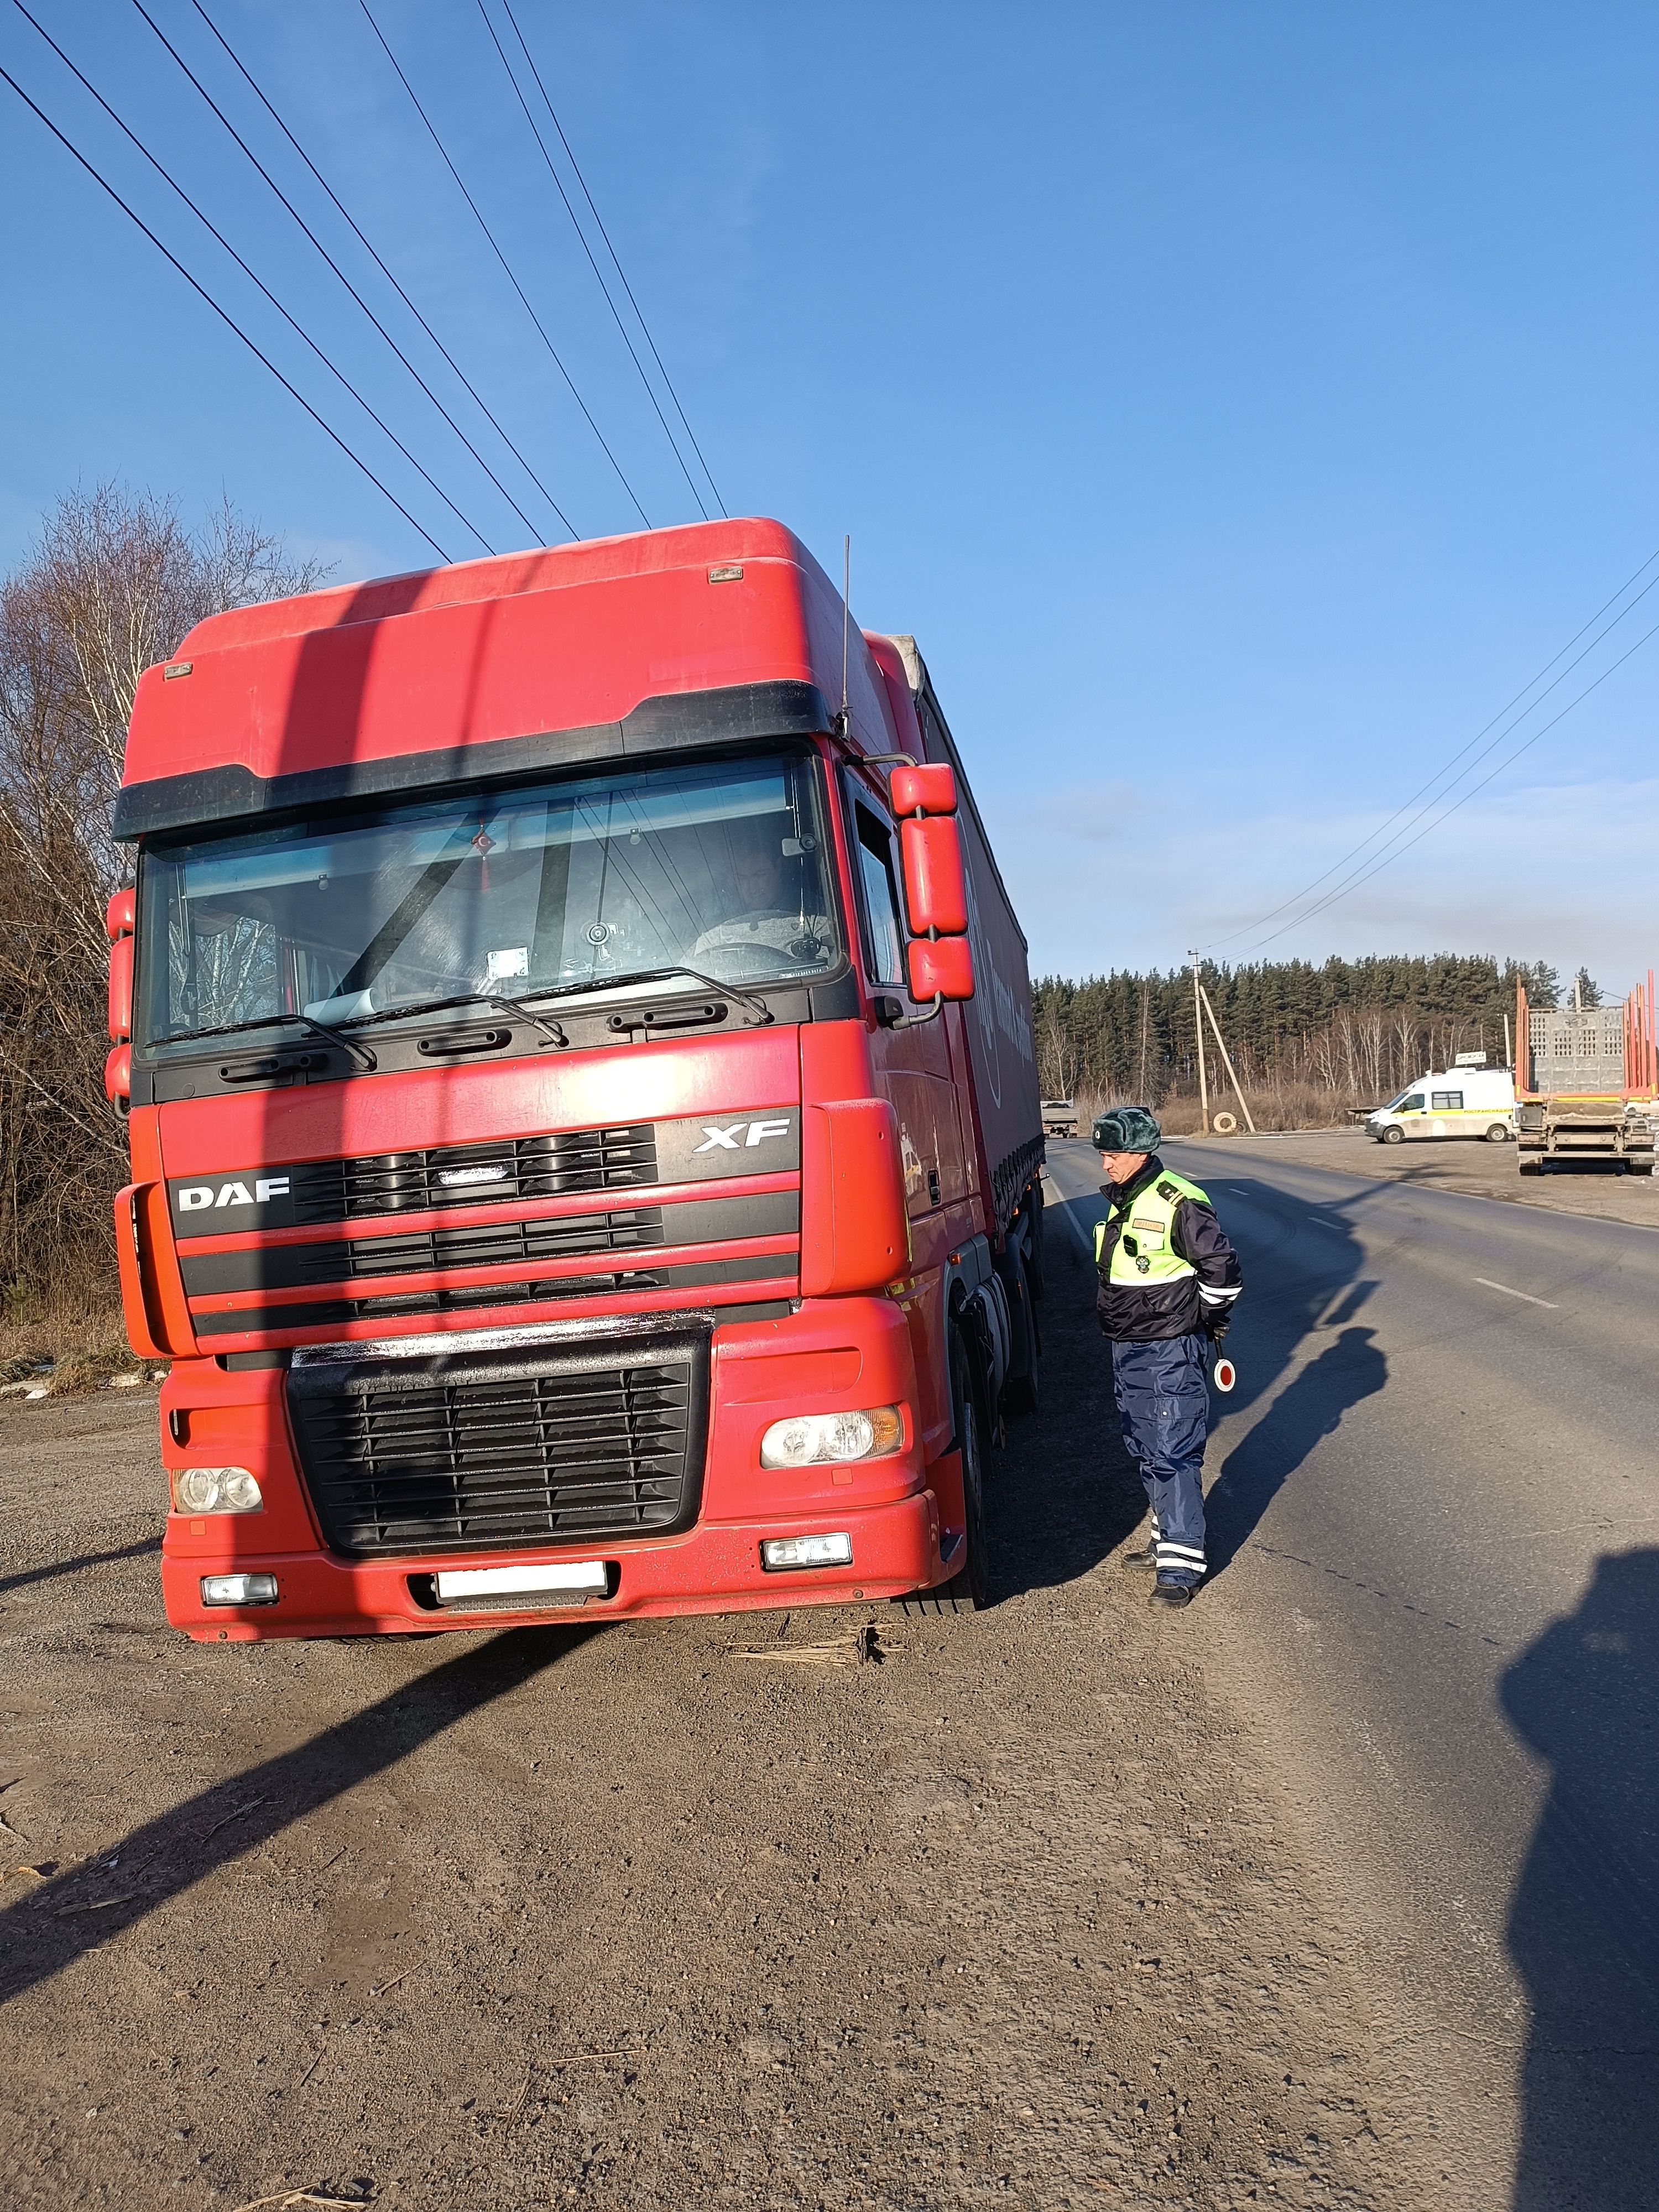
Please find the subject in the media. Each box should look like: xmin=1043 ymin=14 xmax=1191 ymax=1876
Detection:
xmin=280 ymin=1124 xmax=658 ymax=1227
xmin=288 ymin=1329 xmax=708 ymax=1556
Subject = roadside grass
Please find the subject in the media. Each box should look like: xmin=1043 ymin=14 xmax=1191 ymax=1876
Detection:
xmin=0 ymin=1290 xmax=152 ymax=1396
xmin=1073 ymin=1079 xmax=1365 ymax=1136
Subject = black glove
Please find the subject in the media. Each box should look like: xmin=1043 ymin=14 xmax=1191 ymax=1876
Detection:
xmin=1203 ymin=1306 xmax=1232 ymax=1344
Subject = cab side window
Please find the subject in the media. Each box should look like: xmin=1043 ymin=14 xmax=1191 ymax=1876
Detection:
xmin=852 ymin=804 xmax=905 ymax=988
xmin=1401 ymin=1094 xmax=1425 ymax=1113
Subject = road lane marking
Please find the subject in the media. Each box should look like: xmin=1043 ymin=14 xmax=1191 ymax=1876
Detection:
xmin=1045 ymin=1177 xmax=1099 ymax=1261
xmin=1307 ymin=1214 xmax=1348 ymax=1228
xmin=1473 ymin=1276 xmax=1558 ymax=1308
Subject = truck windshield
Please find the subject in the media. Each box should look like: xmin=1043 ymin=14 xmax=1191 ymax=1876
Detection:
xmin=138 ymin=751 xmax=840 ymax=1051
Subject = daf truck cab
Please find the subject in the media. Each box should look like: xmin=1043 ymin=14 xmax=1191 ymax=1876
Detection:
xmin=107 ymin=519 xmax=1046 ymax=1644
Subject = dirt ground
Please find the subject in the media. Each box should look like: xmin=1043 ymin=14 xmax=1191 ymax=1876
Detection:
xmin=1183 ymin=1124 xmax=1659 ymax=1228
xmin=0 ymin=1240 xmax=1452 ymax=2211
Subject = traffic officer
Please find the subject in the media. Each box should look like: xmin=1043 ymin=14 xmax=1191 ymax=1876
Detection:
xmin=1091 ymin=1105 xmax=1241 ymax=1609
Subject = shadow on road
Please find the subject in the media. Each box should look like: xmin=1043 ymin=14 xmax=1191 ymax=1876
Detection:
xmin=1205 ymin=1324 xmax=1388 ymax=1582
xmin=0 ymin=1623 xmax=588 ymax=2007
xmin=988 ymin=1224 xmax=1148 ymax=1599
xmin=0 ymin=1536 xmax=161 ymax=1596
xmin=1501 ymin=1547 xmax=1659 ymax=2212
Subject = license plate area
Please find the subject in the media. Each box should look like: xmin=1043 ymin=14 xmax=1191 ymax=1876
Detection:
xmin=437 ymin=1560 xmax=610 ymax=1601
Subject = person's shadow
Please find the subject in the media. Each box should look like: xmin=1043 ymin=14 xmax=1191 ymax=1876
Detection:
xmin=1500 ymin=1548 xmax=1659 ymax=2211
xmin=1203 ymin=1323 xmax=1388 ymax=1580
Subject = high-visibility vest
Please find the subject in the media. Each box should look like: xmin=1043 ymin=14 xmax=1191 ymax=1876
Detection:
xmin=1092 ymin=1171 xmax=1210 ymax=1287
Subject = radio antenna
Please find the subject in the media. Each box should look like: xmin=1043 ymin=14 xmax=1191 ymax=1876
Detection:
xmin=838 ymin=533 xmax=851 ymax=737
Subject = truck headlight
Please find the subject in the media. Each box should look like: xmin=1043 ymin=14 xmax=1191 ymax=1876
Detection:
xmin=759 ymin=1407 xmax=902 ymax=1469
xmin=172 ymin=1467 xmax=263 ymax=1514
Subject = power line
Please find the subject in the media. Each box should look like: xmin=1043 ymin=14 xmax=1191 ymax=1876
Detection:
xmin=1243 ymin=609 xmax=1659 ymax=953
xmin=0 ymin=58 xmax=451 ymax=561
xmin=501 ymin=0 xmax=727 ymax=517
xmin=188 ymin=0 xmax=576 ymax=544
xmin=1204 ymin=542 xmax=1659 ymax=952
xmin=360 ymin=0 xmax=651 ymax=530
xmin=473 ymin=0 xmax=707 ymax=519
xmin=12 ymin=0 xmax=484 ymax=555
xmin=127 ymin=0 xmax=546 ymax=549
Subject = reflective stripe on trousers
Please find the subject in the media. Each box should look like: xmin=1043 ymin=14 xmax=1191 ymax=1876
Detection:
xmin=1111 ymin=1333 xmax=1209 ymax=1585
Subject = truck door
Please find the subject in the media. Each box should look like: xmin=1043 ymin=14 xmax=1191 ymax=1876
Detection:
xmin=846 ymin=789 xmax=966 ymax=1214
xmin=844 ymin=781 xmax=966 ymax=1461
xmin=1397 ymin=1091 xmax=1426 ymax=1136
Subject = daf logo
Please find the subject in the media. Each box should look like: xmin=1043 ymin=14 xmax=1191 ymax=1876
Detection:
xmin=692 ymin=1118 xmax=792 ymax=1153
xmin=176 ymin=1176 xmax=291 ymax=1212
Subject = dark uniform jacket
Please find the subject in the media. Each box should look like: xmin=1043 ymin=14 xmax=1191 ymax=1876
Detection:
xmin=1094 ymin=1153 xmax=1243 ymax=1343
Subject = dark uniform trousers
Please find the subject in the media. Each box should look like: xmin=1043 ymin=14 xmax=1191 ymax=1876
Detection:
xmin=1112 ymin=1335 xmax=1209 ymax=1586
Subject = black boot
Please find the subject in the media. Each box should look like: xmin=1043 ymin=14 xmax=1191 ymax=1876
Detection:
xmin=1119 ymin=1543 xmax=1159 ymax=1572
xmin=1148 ymin=1580 xmax=1193 ymax=1610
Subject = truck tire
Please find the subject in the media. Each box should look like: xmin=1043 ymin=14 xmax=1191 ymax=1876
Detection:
xmin=1627 ymin=1160 xmax=1654 ymax=1176
xmin=901 ymin=1325 xmax=989 ymax=1615
xmin=1381 ymin=1125 xmax=1405 ymax=1145
xmin=1519 ymin=1159 xmax=1543 ymax=1177
xmin=1024 ymin=1183 xmax=1046 ymax=1302
xmin=1001 ymin=1246 xmax=1040 ymax=1416
xmin=1485 ymin=1123 xmax=1511 ymax=1144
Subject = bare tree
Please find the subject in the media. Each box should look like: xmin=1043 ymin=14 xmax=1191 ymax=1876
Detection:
xmin=0 ymin=483 xmax=327 ymax=1311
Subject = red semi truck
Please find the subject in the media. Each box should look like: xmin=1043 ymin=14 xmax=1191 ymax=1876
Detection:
xmin=105 ymin=520 xmax=1045 ymax=1642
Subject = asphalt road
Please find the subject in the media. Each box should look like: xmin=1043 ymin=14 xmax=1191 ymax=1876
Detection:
xmin=1045 ymin=1135 xmax=1659 ymax=2212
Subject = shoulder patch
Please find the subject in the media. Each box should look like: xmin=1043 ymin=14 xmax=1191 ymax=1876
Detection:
xmin=1159 ymin=1175 xmax=1210 ymax=1205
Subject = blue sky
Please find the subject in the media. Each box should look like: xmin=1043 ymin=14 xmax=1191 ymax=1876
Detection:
xmin=4 ymin=2 xmax=1657 ymax=995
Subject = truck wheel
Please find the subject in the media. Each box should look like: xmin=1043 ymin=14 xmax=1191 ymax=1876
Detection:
xmin=1001 ymin=1248 xmax=1041 ymax=1416
xmin=1627 ymin=1161 xmax=1654 ymax=1176
xmin=1485 ymin=1123 xmax=1511 ymax=1144
xmin=901 ymin=1326 xmax=989 ymax=1615
xmin=1381 ymin=1125 xmax=1405 ymax=1145
xmin=1519 ymin=1159 xmax=1543 ymax=1177
xmin=1024 ymin=1186 xmax=1046 ymax=1302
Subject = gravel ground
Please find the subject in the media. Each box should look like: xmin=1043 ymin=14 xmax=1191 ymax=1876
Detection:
xmin=0 ymin=1243 xmax=1446 ymax=2212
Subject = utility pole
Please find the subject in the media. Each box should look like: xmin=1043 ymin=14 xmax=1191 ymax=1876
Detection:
xmin=1190 ymin=952 xmax=1210 ymax=1135
xmin=1198 ymin=982 xmax=1258 ymax=1133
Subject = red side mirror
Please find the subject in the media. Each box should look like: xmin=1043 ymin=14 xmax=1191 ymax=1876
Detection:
xmin=899 ymin=816 xmax=968 ymax=937
xmin=108 ymin=935 xmax=134 ymax=1044
xmin=889 ymin=763 xmax=957 ymax=816
xmin=106 ymin=886 xmax=135 ymax=940
xmin=907 ymin=936 xmax=974 ymax=1003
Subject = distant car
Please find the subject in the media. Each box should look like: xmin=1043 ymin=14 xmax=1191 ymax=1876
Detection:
xmin=1041 ymin=1098 xmax=1079 ymax=1136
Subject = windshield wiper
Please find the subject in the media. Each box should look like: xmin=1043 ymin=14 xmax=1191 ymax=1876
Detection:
xmin=518 ymin=967 xmax=775 ymax=1026
xmin=325 ymin=989 xmax=567 ymax=1045
xmin=158 ymin=1009 xmax=377 ymax=1071
xmin=336 ymin=968 xmax=775 ymax=1034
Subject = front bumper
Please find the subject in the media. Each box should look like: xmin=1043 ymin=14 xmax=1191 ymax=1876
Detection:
xmin=162 ymin=1489 xmax=941 ymax=1640
xmin=156 ymin=1293 xmax=950 ymax=1640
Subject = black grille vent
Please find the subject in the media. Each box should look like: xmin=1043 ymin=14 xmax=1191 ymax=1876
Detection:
xmin=288 ymin=1330 xmax=708 ymax=1556
xmin=212 ymin=1208 xmax=664 ymax=1291
xmin=281 ymin=1125 xmax=657 ymax=1227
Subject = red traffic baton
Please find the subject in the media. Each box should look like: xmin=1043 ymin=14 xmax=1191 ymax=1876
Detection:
xmin=1211 ymin=1353 xmax=1237 ymax=1393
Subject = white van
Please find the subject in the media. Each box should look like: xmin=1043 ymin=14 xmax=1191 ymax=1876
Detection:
xmin=1368 ymin=1066 xmax=1515 ymax=1145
